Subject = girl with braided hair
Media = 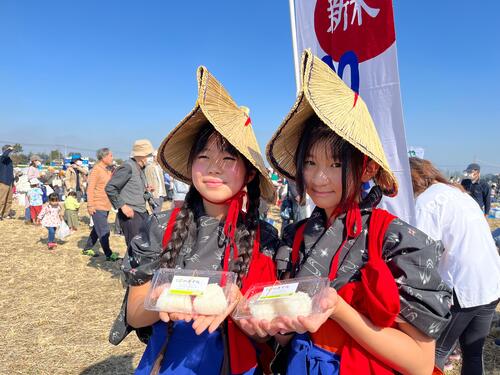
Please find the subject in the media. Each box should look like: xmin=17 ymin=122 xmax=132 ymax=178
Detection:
xmin=109 ymin=67 xmax=279 ymax=375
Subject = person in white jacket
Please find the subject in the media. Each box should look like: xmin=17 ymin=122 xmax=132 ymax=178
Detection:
xmin=409 ymin=157 xmax=500 ymax=375
xmin=144 ymin=151 xmax=167 ymax=213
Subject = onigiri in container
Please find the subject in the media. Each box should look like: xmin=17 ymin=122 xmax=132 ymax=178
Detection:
xmin=144 ymin=268 xmax=236 ymax=315
xmin=233 ymin=276 xmax=329 ymax=321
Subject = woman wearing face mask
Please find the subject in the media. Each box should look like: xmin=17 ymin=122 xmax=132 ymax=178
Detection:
xmin=109 ymin=67 xmax=280 ymax=375
xmin=27 ymin=155 xmax=42 ymax=181
xmin=64 ymin=158 xmax=88 ymax=201
xmin=259 ymin=51 xmax=452 ymax=375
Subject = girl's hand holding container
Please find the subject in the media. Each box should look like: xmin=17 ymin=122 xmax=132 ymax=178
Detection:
xmin=145 ymin=268 xmax=240 ymax=335
xmin=233 ymin=276 xmax=334 ymax=337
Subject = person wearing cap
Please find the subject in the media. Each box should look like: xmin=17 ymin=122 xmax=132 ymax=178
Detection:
xmin=261 ymin=51 xmax=451 ymax=375
xmin=409 ymin=157 xmax=500 ymax=374
xmin=105 ymin=139 xmax=154 ymax=247
xmin=47 ymin=167 xmax=64 ymax=200
xmin=461 ymin=163 xmax=491 ymax=216
xmin=64 ymin=157 xmax=88 ymax=201
xmin=109 ymin=67 xmax=280 ymax=375
xmin=0 ymin=145 xmax=15 ymax=219
xmin=27 ymin=177 xmax=43 ymax=224
xmin=27 ymin=154 xmax=42 ymax=181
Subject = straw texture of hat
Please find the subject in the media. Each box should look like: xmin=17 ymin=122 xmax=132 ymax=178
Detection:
xmin=266 ymin=49 xmax=398 ymax=196
xmin=158 ymin=66 xmax=275 ymax=203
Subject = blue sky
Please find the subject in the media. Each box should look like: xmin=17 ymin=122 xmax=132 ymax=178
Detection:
xmin=0 ymin=1 xmax=499 ymax=174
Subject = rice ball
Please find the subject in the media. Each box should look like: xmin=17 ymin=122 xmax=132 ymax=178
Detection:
xmin=156 ymin=289 xmax=193 ymax=313
xmin=248 ymin=293 xmax=278 ymax=321
xmin=275 ymin=292 xmax=312 ymax=318
xmin=193 ymin=284 xmax=228 ymax=315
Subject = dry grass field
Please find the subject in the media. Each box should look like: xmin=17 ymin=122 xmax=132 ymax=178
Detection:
xmin=0 ymin=204 xmax=143 ymax=374
xmin=0 ymin=203 xmax=498 ymax=374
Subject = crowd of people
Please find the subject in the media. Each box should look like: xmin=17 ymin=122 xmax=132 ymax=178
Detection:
xmin=0 ymin=143 xmax=190 ymax=258
xmin=0 ymin=52 xmax=499 ymax=375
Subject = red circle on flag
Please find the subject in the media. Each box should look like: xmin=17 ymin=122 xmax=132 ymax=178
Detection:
xmin=314 ymin=0 xmax=395 ymax=62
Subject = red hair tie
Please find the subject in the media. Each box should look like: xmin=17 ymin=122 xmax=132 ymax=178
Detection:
xmin=362 ymin=155 xmax=368 ymax=175
xmin=211 ymin=190 xmax=247 ymax=284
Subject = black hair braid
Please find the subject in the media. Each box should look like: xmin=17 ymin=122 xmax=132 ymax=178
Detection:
xmin=162 ymin=185 xmax=199 ymax=268
xmin=340 ymin=145 xmax=350 ymax=210
xmin=232 ymin=174 xmax=261 ymax=288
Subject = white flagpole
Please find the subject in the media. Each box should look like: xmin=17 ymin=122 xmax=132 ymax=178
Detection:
xmin=290 ymin=0 xmax=315 ymax=217
xmin=288 ymin=0 xmax=301 ymax=94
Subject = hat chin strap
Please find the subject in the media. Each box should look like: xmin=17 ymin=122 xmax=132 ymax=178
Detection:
xmin=328 ymin=155 xmax=368 ymax=226
xmin=202 ymin=182 xmax=248 ymax=275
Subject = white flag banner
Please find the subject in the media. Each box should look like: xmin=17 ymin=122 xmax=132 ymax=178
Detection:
xmin=289 ymin=0 xmax=415 ymax=224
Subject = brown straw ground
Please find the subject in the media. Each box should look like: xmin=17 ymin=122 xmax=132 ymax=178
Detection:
xmin=0 ymin=203 xmax=498 ymax=374
xmin=0 ymin=203 xmax=143 ymax=374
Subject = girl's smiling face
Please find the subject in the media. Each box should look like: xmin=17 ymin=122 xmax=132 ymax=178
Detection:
xmin=191 ymin=134 xmax=248 ymax=204
xmin=303 ymin=139 xmax=343 ymax=216
xmin=295 ymin=117 xmax=375 ymax=220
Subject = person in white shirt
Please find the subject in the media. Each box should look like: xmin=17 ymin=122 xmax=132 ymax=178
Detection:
xmin=144 ymin=151 xmax=167 ymax=213
xmin=409 ymin=157 xmax=500 ymax=375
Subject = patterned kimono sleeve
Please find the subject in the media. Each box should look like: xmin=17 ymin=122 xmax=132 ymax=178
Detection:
xmin=121 ymin=211 xmax=172 ymax=286
xmin=275 ymin=222 xmax=300 ymax=274
xmin=109 ymin=211 xmax=172 ymax=346
xmin=383 ymin=218 xmax=452 ymax=339
xmin=258 ymin=220 xmax=282 ymax=260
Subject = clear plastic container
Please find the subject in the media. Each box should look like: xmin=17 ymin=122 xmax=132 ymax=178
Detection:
xmin=232 ymin=276 xmax=330 ymax=320
xmin=144 ymin=268 xmax=237 ymax=316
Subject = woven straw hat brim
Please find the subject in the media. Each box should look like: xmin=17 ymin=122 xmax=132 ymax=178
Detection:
xmin=158 ymin=67 xmax=276 ymax=203
xmin=266 ymin=50 xmax=398 ymax=196
xmin=158 ymin=105 xmax=206 ymax=183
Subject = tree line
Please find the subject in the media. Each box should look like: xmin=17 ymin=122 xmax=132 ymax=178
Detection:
xmin=7 ymin=144 xmax=124 ymax=166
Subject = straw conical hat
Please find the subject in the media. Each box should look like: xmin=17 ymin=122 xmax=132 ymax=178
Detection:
xmin=158 ymin=66 xmax=275 ymax=203
xmin=266 ymin=49 xmax=398 ymax=196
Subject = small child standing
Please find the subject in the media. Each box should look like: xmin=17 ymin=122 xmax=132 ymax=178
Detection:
xmin=38 ymin=193 xmax=62 ymax=249
xmin=27 ymin=178 xmax=43 ymax=224
xmin=64 ymin=191 xmax=80 ymax=232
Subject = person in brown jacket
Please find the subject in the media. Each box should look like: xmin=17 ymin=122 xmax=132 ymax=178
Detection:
xmin=64 ymin=157 xmax=88 ymax=200
xmin=82 ymin=148 xmax=119 ymax=261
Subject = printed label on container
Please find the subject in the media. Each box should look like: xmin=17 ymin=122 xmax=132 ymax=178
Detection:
xmin=258 ymin=282 xmax=299 ymax=300
xmin=169 ymin=276 xmax=209 ymax=296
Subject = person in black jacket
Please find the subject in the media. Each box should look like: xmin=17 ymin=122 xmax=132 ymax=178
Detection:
xmin=461 ymin=163 xmax=491 ymax=215
xmin=0 ymin=145 xmax=15 ymax=220
xmin=105 ymin=139 xmax=154 ymax=247
xmin=279 ymin=179 xmax=298 ymax=232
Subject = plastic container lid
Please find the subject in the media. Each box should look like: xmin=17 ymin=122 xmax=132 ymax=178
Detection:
xmin=144 ymin=268 xmax=237 ymax=316
xmin=232 ymin=276 xmax=330 ymax=320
